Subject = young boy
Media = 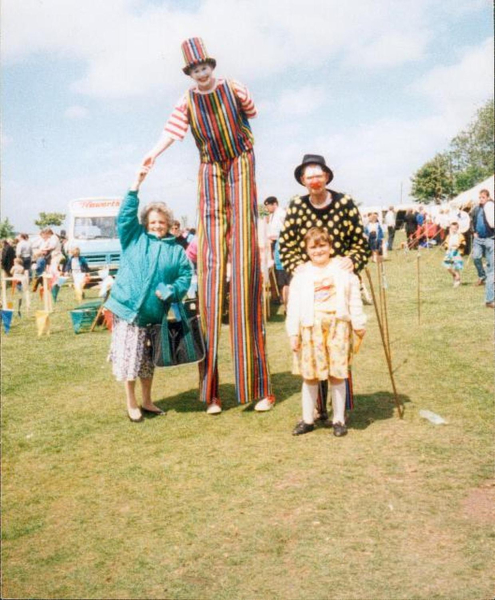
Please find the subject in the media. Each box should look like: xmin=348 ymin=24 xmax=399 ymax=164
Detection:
xmin=141 ymin=38 xmax=274 ymax=414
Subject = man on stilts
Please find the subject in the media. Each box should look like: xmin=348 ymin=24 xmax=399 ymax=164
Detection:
xmin=142 ymin=38 xmax=274 ymax=414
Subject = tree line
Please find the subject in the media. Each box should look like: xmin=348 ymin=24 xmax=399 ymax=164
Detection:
xmin=410 ymin=99 xmax=494 ymax=204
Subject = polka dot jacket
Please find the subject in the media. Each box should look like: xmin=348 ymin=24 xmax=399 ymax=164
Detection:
xmin=279 ymin=191 xmax=371 ymax=274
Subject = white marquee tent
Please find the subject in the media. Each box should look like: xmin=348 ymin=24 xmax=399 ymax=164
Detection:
xmin=449 ymin=175 xmax=494 ymax=209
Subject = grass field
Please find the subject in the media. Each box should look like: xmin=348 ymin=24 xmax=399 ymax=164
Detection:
xmin=2 ymin=237 xmax=494 ymax=600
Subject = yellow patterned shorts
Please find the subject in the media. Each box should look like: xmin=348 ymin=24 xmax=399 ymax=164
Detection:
xmin=293 ymin=312 xmax=352 ymax=381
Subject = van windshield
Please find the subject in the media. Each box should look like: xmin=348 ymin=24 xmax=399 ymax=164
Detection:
xmin=74 ymin=217 xmax=118 ymax=240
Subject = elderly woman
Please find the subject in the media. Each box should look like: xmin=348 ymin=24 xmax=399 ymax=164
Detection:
xmin=105 ymin=167 xmax=192 ymax=422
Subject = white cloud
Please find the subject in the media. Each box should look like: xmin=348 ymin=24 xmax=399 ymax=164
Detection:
xmin=82 ymin=142 xmax=138 ymax=161
xmin=412 ymin=37 xmax=494 ymax=122
xmin=64 ymin=105 xmax=90 ymax=119
xmin=2 ymin=0 xmax=470 ymax=99
xmin=2 ymin=0 xmax=491 ymax=224
xmin=2 ymin=158 xmax=198 ymax=234
xmin=346 ymin=31 xmax=430 ymax=69
xmin=277 ymin=86 xmax=326 ymax=116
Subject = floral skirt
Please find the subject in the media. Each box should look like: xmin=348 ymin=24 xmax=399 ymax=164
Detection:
xmin=293 ymin=313 xmax=352 ymax=381
xmin=108 ymin=315 xmax=154 ymax=381
xmin=442 ymin=249 xmax=463 ymax=271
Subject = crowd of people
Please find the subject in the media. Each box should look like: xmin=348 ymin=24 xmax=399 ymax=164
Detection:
xmin=3 ymin=37 xmax=493 ymax=434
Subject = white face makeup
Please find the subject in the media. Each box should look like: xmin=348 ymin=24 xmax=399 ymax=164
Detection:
xmin=147 ymin=210 xmax=168 ymax=239
xmin=190 ymin=63 xmax=215 ymax=91
xmin=301 ymin=165 xmax=329 ymax=193
xmin=306 ymin=240 xmax=331 ymax=267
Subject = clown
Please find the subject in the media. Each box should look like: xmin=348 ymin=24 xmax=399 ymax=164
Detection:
xmin=279 ymin=154 xmax=371 ymax=422
xmin=142 ymin=38 xmax=274 ymax=414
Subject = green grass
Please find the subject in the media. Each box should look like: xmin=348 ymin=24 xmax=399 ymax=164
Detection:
xmin=2 ymin=235 xmax=494 ymax=599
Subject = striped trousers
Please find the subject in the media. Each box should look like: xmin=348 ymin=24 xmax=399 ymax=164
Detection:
xmin=197 ymin=150 xmax=272 ymax=405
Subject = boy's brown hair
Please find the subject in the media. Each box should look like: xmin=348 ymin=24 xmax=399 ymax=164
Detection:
xmin=303 ymin=227 xmax=332 ymax=249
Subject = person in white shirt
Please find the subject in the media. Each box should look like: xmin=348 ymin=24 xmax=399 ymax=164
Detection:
xmin=15 ymin=233 xmax=32 ymax=272
xmin=264 ymin=196 xmax=286 ymax=254
xmin=384 ymin=207 xmax=396 ymax=251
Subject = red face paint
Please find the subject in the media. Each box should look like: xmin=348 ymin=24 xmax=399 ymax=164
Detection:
xmin=309 ymin=181 xmax=322 ymax=190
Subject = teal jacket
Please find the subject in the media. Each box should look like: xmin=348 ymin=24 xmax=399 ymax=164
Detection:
xmin=105 ymin=190 xmax=192 ymax=326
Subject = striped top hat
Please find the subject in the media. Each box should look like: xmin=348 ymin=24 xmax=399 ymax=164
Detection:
xmin=181 ymin=38 xmax=217 ymax=75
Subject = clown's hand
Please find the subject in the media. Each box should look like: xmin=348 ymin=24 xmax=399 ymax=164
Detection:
xmin=142 ymin=153 xmax=156 ymax=169
xmin=339 ymin=256 xmax=354 ymax=272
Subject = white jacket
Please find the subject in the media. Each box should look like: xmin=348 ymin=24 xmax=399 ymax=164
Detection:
xmin=286 ymin=261 xmax=367 ymax=337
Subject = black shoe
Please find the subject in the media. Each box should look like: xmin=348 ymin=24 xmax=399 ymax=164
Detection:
xmin=332 ymin=422 xmax=348 ymax=437
xmin=141 ymin=407 xmax=165 ymax=416
xmin=292 ymin=421 xmax=315 ymax=436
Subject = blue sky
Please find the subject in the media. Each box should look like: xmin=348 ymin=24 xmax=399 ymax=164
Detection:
xmin=2 ymin=0 xmax=493 ymax=233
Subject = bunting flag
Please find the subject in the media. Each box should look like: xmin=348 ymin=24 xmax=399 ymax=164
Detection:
xmin=73 ymin=273 xmax=86 ymax=304
xmin=36 ymin=310 xmax=50 ymax=337
xmin=103 ymin=310 xmax=113 ymax=331
xmin=51 ymin=277 xmax=67 ymax=302
xmin=74 ymin=287 xmax=83 ymax=304
xmin=1 ymin=309 xmax=14 ymax=334
xmin=51 ymin=285 xmax=60 ymax=302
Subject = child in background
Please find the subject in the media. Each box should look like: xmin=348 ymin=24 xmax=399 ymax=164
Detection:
xmin=442 ymin=221 xmax=465 ymax=288
xmin=364 ymin=212 xmax=384 ymax=262
xmin=64 ymin=247 xmax=90 ymax=299
xmin=64 ymin=247 xmax=90 ymax=276
xmin=286 ymin=228 xmax=366 ymax=437
xmin=31 ymin=249 xmax=45 ymax=292
xmin=10 ymin=257 xmax=25 ymax=316
xmin=10 ymin=257 xmax=25 ymax=287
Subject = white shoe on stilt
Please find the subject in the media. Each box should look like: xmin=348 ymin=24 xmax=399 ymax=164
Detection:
xmin=206 ymin=401 xmax=222 ymax=415
xmin=254 ymin=396 xmax=275 ymax=412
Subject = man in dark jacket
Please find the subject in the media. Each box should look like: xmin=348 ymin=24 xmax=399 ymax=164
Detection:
xmin=1 ymin=239 xmax=15 ymax=277
xmin=471 ymin=188 xmax=494 ymax=307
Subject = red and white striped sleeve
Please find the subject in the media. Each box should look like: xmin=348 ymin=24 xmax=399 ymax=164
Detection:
xmin=163 ymin=94 xmax=189 ymax=141
xmin=231 ymin=80 xmax=257 ymax=118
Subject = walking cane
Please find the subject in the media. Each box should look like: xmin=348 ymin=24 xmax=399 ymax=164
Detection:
xmin=376 ymin=262 xmax=386 ymax=337
xmin=378 ymin=261 xmax=391 ymax=358
xmin=365 ymin=267 xmax=404 ymax=418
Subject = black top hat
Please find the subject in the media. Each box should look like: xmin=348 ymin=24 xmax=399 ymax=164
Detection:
xmin=294 ymin=154 xmax=334 ymax=185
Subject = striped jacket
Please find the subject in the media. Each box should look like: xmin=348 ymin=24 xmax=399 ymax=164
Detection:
xmin=164 ymin=79 xmax=256 ymax=162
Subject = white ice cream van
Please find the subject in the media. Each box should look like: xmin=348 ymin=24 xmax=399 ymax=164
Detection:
xmin=67 ymin=198 xmax=122 ymax=272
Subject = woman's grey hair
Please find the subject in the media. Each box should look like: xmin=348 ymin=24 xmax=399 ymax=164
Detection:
xmin=140 ymin=202 xmax=174 ymax=232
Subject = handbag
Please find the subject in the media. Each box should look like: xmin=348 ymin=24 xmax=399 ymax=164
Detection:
xmin=150 ymin=299 xmax=205 ymax=367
